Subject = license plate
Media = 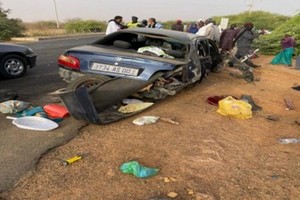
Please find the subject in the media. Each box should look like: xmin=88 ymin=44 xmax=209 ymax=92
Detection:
xmin=90 ymin=62 xmax=139 ymax=76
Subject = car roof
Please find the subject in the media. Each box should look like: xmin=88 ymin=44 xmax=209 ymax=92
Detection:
xmin=118 ymin=28 xmax=205 ymax=42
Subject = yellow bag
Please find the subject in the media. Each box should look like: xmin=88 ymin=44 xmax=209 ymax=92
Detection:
xmin=217 ymin=96 xmax=252 ymax=119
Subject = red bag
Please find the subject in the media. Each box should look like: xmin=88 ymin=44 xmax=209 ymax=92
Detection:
xmin=43 ymin=104 xmax=69 ymax=118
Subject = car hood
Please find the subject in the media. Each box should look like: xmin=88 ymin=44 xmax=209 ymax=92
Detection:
xmin=0 ymin=43 xmax=29 ymax=50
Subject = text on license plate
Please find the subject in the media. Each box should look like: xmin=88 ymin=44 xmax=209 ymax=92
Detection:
xmin=90 ymin=63 xmax=139 ymax=76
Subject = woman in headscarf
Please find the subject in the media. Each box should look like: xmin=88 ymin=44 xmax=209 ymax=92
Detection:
xmin=271 ymin=34 xmax=296 ymax=66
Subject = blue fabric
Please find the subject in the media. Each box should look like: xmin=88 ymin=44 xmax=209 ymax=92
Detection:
xmin=271 ymin=47 xmax=294 ymax=66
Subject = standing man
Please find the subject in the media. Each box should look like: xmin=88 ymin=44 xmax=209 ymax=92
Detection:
xmin=127 ymin=16 xmax=139 ymax=28
xmin=147 ymin=18 xmax=163 ymax=29
xmin=196 ymin=18 xmax=220 ymax=43
xmin=235 ymin=22 xmax=260 ymax=68
xmin=105 ymin=15 xmax=123 ymax=35
xmin=197 ymin=19 xmax=205 ymax=30
xmin=219 ymin=24 xmax=239 ymax=53
xmin=171 ymin=19 xmax=184 ymax=31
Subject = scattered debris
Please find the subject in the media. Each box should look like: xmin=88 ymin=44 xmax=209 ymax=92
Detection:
xmin=186 ymin=188 xmax=194 ymax=195
xmin=0 ymin=89 xmax=18 ymax=102
xmin=7 ymin=116 xmax=59 ymax=131
xmin=122 ymin=98 xmax=143 ymax=104
xmin=163 ymin=177 xmax=177 ymax=183
xmin=132 ymin=116 xmax=160 ymax=125
xmin=164 ymin=177 xmax=171 ymax=183
xmin=160 ymin=117 xmax=179 ymax=125
xmin=284 ymin=97 xmax=295 ymax=110
xmin=167 ymin=192 xmax=178 ymax=198
xmin=266 ymin=115 xmax=280 ymax=121
xmin=295 ymin=119 xmax=300 ymax=126
xmin=292 ymin=85 xmax=300 ymax=91
xmin=62 ymin=155 xmax=83 ymax=166
xmin=43 ymin=104 xmax=69 ymax=118
xmin=118 ymin=102 xmax=154 ymax=114
xmin=0 ymin=100 xmax=30 ymax=114
xmin=120 ymin=161 xmax=159 ymax=178
xmin=195 ymin=192 xmax=215 ymax=200
xmin=278 ymin=138 xmax=300 ymax=144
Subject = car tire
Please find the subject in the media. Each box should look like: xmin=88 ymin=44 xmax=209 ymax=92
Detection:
xmin=0 ymin=54 xmax=28 ymax=78
xmin=66 ymin=75 xmax=111 ymax=91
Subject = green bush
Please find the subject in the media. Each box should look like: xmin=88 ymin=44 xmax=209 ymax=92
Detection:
xmin=0 ymin=5 xmax=25 ymax=40
xmin=214 ymin=11 xmax=290 ymax=30
xmin=64 ymin=19 xmax=106 ymax=33
xmin=254 ymin=14 xmax=300 ymax=55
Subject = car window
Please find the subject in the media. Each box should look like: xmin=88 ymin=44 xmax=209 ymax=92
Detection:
xmin=197 ymin=40 xmax=209 ymax=57
xmin=93 ymin=32 xmax=187 ymax=60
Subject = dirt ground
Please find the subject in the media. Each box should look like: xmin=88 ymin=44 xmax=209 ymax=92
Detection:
xmin=1 ymin=55 xmax=300 ymax=200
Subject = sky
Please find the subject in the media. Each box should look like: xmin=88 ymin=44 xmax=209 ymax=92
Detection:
xmin=1 ymin=0 xmax=299 ymax=23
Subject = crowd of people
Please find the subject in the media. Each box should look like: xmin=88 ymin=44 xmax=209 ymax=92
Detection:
xmin=105 ymin=16 xmax=163 ymax=35
xmin=105 ymin=15 xmax=296 ymax=68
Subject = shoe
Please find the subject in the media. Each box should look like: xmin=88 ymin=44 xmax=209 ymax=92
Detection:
xmin=292 ymin=86 xmax=300 ymax=91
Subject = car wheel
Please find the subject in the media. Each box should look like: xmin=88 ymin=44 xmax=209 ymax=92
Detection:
xmin=66 ymin=75 xmax=111 ymax=91
xmin=0 ymin=54 xmax=28 ymax=78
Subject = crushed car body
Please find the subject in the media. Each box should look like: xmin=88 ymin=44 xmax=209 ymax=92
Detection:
xmin=56 ymin=28 xmax=222 ymax=124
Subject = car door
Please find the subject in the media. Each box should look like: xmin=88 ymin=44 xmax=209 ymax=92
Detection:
xmin=196 ymin=39 xmax=213 ymax=70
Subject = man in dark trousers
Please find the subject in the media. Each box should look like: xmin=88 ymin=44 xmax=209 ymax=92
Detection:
xmin=234 ymin=22 xmax=260 ymax=68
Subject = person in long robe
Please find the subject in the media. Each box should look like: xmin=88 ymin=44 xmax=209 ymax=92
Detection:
xmin=219 ymin=24 xmax=239 ymax=53
xmin=271 ymin=34 xmax=296 ymax=66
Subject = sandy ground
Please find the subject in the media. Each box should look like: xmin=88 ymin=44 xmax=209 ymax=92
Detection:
xmin=1 ymin=56 xmax=300 ymax=200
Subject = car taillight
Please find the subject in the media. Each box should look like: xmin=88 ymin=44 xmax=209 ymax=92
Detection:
xmin=58 ymin=55 xmax=80 ymax=70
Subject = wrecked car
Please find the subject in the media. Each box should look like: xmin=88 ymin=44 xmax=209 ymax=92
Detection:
xmin=57 ymin=28 xmax=222 ymax=124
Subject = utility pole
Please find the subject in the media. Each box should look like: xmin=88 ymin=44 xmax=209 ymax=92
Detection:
xmin=246 ymin=0 xmax=260 ymax=15
xmin=53 ymin=0 xmax=60 ymax=28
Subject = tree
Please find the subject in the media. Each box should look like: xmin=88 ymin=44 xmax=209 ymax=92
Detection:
xmin=0 ymin=2 xmax=25 ymax=40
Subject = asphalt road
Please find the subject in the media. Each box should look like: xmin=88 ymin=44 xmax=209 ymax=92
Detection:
xmin=0 ymin=35 xmax=101 ymax=193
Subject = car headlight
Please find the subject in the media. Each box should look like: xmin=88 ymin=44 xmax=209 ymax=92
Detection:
xmin=27 ymin=48 xmax=34 ymax=53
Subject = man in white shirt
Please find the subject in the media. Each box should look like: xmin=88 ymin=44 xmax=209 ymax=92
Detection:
xmin=105 ymin=16 xmax=123 ymax=35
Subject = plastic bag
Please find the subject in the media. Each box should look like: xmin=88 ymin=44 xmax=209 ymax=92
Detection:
xmin=43 ymin=104 xmax=69 ymax=118
xmin=0 ymin=100 xmax=30 ymax=114
xmin=120 ymin=161 xmax=159 ymax=178
xmin=217 ymin=96 xmax=252 ymax=119
xmin=132 ymin=116 xmax=159 ymax=125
